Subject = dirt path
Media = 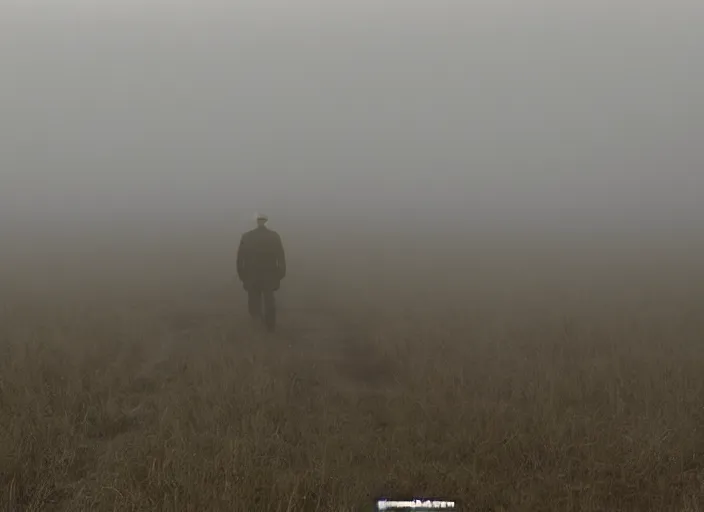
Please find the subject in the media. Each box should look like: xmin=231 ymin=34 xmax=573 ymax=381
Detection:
xmin=272 ymin=304 xmax=395 ymax=391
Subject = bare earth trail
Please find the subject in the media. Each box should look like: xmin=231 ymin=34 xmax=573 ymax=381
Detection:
xmin=275 ymin=305 xmax=395 ymax=391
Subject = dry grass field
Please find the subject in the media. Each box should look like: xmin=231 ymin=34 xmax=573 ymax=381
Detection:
xmin=1 ymin=221 xmax=703 ymax=511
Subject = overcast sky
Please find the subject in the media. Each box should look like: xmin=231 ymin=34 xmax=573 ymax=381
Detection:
xmin=1 ymin=0 xmax=702 ymax=227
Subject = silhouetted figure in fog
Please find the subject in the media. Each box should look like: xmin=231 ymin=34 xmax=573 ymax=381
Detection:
xmin=236 ymin=213 xmax=286 ymax=331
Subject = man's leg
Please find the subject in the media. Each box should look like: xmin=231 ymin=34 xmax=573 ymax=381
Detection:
xmin=248 ymin=288 xmax=262 ymax=318
xmin=262 ymin=290 xmax=276 ymax=330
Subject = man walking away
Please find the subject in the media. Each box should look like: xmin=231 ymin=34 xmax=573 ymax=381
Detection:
xmin=236 ymin=213 xmax=286 ymax=331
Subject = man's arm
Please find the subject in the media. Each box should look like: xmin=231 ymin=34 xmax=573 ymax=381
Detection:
xmin=236 ymin=235 xmax=247 ymax=281
xmin=276 ymin=234 xmax=286 ymax=279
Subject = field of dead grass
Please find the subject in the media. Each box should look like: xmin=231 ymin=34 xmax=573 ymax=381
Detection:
xmin=1 ymin=225 xmax=703 ymax=511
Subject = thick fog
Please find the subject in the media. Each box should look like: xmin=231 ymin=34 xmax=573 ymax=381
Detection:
xmin=1 ymin=0 xmax=702 ymax=232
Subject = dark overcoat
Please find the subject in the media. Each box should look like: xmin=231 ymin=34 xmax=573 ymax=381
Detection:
xmin=236 ymin=227 xmax=286 ymax=291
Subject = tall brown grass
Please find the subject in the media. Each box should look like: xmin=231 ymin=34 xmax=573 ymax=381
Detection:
xmin=1 ymin=226 xmax=703 ymax=511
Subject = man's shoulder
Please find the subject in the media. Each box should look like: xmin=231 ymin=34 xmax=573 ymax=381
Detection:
xmin=242 ymin=228 xmax=281 ymax=239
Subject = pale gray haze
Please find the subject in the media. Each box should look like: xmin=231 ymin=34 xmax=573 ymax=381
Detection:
xmin=1 ymin=0 xmax=703 ymax=231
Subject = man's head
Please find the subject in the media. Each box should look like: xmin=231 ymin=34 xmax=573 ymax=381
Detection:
xmin=255 ymin=213 xmax=268 ymax=228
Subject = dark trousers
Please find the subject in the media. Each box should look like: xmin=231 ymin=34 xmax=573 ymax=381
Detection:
xmin=247 ymin=288 xmax=276 ymax=329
